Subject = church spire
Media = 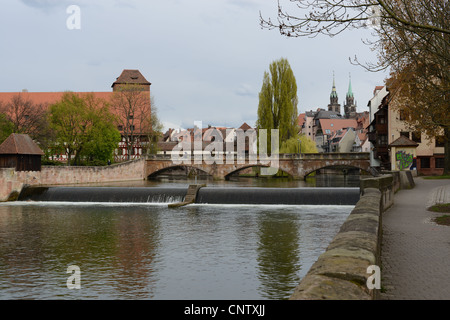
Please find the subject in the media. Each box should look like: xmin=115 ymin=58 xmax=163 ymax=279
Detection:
xmin=344 ymin=73 xmax=356 ymax=119
xmin=330 ymin=71 xmax=338 ymax=100
xmin=328 ymin=71 xmax=340 ymax=114
xmin=347 ymin=73 xmax=354 ymax=98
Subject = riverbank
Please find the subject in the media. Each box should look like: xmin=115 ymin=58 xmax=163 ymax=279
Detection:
xmin=289 ymin=174 xmax=398 ymax=300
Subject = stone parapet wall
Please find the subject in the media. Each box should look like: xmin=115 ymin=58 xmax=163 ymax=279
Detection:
xmin=0 ymin=158 xmax=146 ymax=202
xmin=290 ymin=188 xmax=383 ymax=300
xmin=38 ymin=158 xmax=146 ymax=186
xmin=290 ymin=171 xmax=415 ymax=300
xmin=360 ymin=174 xmax=395 ymax=212
xmin=0 ymin=168 xmax=25 ymax=201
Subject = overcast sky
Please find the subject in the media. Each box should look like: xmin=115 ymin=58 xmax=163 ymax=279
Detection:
xmin=1 ymin=0 xmax=388 ymax=131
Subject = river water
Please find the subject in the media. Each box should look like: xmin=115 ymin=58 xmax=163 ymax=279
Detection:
xmin=0 ymin=174 xmax=359 ymax=300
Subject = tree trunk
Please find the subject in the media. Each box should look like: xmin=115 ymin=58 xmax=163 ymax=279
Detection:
xmin=73 ymin=146 xmax=83 ymax=166
xmin=444 ymin=126 xmax=450 ymax=176
xmin=127 ymin=138 xmax=131 ymax=161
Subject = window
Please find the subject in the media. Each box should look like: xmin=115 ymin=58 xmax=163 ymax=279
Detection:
xmin=325 ymin=129 xmax=331 ymax=134
xmin=378 ymin=135 xmax=388 ymax=145
xmin=412 ymin=132 xmax=421 ymax=143
xmin=435 ymin=157 xmax=444 ymax=169
xmin=400 ymin=132 xmax=410 ymax=139
xmin=420 ymin=157 xmax=430 ymax=169
xmin=118 ymin=125 xmax=123 ymax=131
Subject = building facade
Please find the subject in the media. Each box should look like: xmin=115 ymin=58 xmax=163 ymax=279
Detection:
xmin=159 ymin=123 xmax=256 ymax=157
xmin=0 ymin=69 xmax=152 ymax=163
xmin=388 ymin=98 xmax=444 ymax=175
xmin=367 ymin=86 xmax=445 ymax=175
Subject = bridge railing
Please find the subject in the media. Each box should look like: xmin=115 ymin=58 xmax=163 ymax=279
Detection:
xmin=298 ymin=152 xmax=370 ymax=160
xmin=146 ymin=152 xmax=370 ymax=161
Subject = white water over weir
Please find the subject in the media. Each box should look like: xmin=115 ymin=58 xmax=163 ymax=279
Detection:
xmin=18 ymin=185 xmax=360 ymax=205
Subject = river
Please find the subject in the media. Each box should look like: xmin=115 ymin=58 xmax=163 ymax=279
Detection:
xmin=0 ymin=174 xmax=359 ymax=300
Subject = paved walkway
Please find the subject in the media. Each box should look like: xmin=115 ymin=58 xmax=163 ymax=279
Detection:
xmin=380 ymin=177 xmax=450 ymax=300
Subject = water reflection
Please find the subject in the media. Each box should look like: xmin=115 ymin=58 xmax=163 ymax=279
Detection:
xmin=0 ymin=202 xmax=352 ymax=299
xmin=257 ymin=211 xmax=301 ymax=299
xmin=0 ymin=205 xmax=163 ymax=299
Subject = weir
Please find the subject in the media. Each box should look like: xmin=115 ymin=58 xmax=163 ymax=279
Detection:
xmin=18 ymin=186 xmax=360 ymax=205
xmin=196 ymin=187 xmax=359 ymax=205
xmin=18 ymin=186 xmax=187 ymax=203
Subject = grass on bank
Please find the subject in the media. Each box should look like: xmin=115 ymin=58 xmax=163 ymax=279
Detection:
xmin=423 ymin=175 xmax=450 ymax=180
xmin=428 ymin=203 xmax=450 ymax=226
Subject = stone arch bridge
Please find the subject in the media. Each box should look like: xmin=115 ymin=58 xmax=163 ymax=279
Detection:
xmin=145 ymin=153 xmax=371 ymax=180
xmin=1 ymin=153 xmax=372 ymax=201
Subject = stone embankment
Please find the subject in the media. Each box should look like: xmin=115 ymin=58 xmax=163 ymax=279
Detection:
xmin=290 ymin=171 xmax=414 ymax=300
xmin=0 ymin=158 xmax=146 ymax=202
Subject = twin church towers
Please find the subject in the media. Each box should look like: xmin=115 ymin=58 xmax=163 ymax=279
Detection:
xmin=328 ymin=72 xmax=357 ymax=119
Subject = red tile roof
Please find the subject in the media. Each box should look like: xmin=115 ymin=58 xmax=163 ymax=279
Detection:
xmin=239 ymin=122 xmax=252 ymax=130
xmin=358 ymin=132 xmax=368 ymax=143
xmin=0 ymin=91 xmax=113 ymax=106
xmin=319 ymin=119 xmax=358 ymax=134
xmin=297 ymin=113 xmax=306 ymax=127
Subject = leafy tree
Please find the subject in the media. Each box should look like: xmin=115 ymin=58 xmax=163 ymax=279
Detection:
xmin=256 ymin=58 xmax=299 ymax=152
xmin=79 ymin=110 xmax=121 ymax=165
xmin=49 ymin=92 xmax=120 ymax=166
xmin=280 ymin=134 xmax=318 ymax=154
xmin=381 ymin=2 xmax=449 ymax=174
xmin=145 ymin=102 xmax=163 ymax=155
xmin=0 ymin=113 xmax=14 ymax=144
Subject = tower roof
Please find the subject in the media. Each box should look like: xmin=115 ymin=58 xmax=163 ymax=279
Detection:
xmin=330 ymin=72 xmax=338 ymax=99
xmin=347 ymin=74 xmax=354 ymax=98
xmin=111 ymin=69 xmax=151 ymax=88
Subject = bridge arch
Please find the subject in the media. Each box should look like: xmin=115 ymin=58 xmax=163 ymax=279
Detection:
xmin=147 ymin=164 xmax=211 ymax=179
xmin=303 ymin=164 xmax=371 ymax=178
xmin=224 ymin=164 xmax=292 ymax=180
